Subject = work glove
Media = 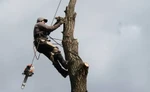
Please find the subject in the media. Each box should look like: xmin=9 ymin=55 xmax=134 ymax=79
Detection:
xmin=55 ymin=16 xmax=65 ymax=24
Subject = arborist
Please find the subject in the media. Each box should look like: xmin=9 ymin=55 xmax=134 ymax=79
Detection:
xmin=33 ymin=17 xmax=68 ymax=78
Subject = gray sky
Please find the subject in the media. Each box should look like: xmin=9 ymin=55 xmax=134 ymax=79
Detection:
xmin=0 ymin=0 xmax=150 ymax=92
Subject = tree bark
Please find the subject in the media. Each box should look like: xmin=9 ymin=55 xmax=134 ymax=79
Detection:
xmin=62 ymin=0 xmax=89 ymax=92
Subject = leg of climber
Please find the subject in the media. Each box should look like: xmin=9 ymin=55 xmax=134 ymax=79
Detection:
xmin=52 ymin=47 xmax=68 ymax=69
xmin=42 ymin=51 xmax=68 ymax=78
xmin=49 ymin=47 xmax=68 ymax=78
xmin=35 ymin=39 xmax=68 ymax=78
xmin=53 ymin=60 xmax=68 ymax=78
xmin=54 ymin=52 xmax=68 ymax=69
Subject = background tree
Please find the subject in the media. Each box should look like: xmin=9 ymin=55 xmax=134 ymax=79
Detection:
xmin=62 ymin=0 xmax=89 ymax=92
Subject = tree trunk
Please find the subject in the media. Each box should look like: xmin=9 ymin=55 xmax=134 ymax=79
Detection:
xmin=62 ymin=0 xmax=89 ymax=92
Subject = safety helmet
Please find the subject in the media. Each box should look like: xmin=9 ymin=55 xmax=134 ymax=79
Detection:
xmin=37 ymin=17 xmax=48 ymax=23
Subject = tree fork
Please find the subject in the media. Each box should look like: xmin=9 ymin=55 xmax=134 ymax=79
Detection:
xmin=62 ymin=0 xmax=89 ymax=92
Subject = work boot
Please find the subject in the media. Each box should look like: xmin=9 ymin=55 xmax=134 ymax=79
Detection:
xmin=54 ymin=53 xmax=68 ymax=69
xmin=53 ymin=62 xmax=68 ymax=78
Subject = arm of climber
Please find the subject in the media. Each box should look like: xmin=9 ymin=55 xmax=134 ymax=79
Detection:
xmin=37 ymin=21 xmax=62 ymax=32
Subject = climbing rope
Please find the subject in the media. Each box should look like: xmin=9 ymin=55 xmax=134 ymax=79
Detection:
xmin=49 ymin=36 xmax=62 ymax=47
xmin=31 ymin=0 xmax=63 ymax=65
xmin=31 ymin=41 xmax=40 ymax=65
xmin=51 ymin=0 xmax=62 ymax=26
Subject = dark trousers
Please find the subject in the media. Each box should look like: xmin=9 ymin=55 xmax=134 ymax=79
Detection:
xmin=34 ymin=38 xmax=68 ymax=77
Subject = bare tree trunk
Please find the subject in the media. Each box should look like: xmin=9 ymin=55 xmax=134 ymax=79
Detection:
xmin=62 ymin=0 xmax=89 ymax=92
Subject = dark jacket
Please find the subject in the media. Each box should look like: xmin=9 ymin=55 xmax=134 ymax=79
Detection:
xmin=33 ymin=22 xmax=62 ymax=39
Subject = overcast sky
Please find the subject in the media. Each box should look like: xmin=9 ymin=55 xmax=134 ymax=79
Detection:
xmin=0 ymin=0 xmax=150 ymax=92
